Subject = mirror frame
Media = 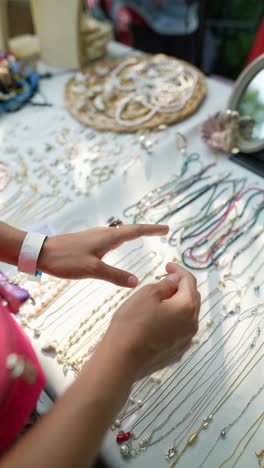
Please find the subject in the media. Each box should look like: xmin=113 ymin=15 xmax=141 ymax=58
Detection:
xmin=228 ymin=53 xmax=264 ymax=153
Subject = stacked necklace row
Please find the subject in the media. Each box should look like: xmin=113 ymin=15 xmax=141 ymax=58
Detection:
xmin=123 ymin=154 xmax=264 ymax=271
xmin=18 ymin=245 xmax=165 ymax=373
xmin=113 ymin=303 xmax=264 ymax=464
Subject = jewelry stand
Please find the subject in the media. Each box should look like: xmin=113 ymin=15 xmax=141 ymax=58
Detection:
xmin=0 ymin=0 xmax=40 ymax=63
xmin=31 ymin=0 xmax=113 ymax=68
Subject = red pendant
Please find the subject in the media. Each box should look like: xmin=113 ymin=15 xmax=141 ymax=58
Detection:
xmin=116 ymin=432 xmax=131 ymax=444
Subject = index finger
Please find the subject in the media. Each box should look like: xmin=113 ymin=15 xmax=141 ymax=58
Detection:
xmin=114 ymin=224 xmax=169 ymax=242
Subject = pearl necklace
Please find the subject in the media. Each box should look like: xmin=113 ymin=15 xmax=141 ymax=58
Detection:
xmin=60 ymin=255 xmax=164 ymax=373
xmin=112 ymin=58 xmax=198 ymax=127
xmin=19 ymin=242 xmax=146 ymax=330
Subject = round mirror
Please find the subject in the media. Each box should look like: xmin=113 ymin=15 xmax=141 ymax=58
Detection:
xmin=228 ymin=53 xmax=264 ymax=153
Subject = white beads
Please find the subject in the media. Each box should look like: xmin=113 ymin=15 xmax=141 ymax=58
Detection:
xmin=114 ymin=419 xmax=121 ymax=428
xmin=206 ymin=318 xmax=214 ymax=328
xmin=139 ymin=434 xmax=152 ymax=448
xmin=192 ymin=336 xmax=200 ymax=345
xmin=120 ymin=444 xmax=129 ymax=457
xmin=94 ymin=96 xmax=105 ymax=112
xmin=137 ymin=400 xmax=144 ymax=408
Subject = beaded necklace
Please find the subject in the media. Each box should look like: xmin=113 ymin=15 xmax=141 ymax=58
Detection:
xmin=182 ymin=193 xmax=264 ymax=270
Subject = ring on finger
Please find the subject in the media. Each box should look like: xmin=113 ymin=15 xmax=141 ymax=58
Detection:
xmin=108 ymin=217 xmax=123 ymax=229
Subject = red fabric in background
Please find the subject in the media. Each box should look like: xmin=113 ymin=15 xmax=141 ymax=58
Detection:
xmin=101 ymin=0 xmax=146 ymax=45
xmin=246 ymin=18 xmax=264 ymax=65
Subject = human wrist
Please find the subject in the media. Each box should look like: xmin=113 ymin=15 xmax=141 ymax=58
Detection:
xmin=36 ymin=236 xmax=56 ymax=275
xmin=0 ymin=222 xmax=27 ymax=266
xmin=12 ymin=228 xmax=27 ymax=266
xmin=18 ymin=231 xmax=47 ymax=277
xmin=73 ymin=333 xmax=138 ymax=415
xmin=100 ymin=328 xmax=144 ymax=382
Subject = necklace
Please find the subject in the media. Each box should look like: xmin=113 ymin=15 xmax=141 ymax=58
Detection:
xmin=46 ymin=250 xmax=157 ymax=340
xmin=165 ymin=321 xmax=262 ymax=461
xmin=218 ymin=410 xmax=264 ymax=467
xmin=112 ymin=57 xmax=198 ymax=127
xmin=116 ymin=303 xmax=264 ymax=459
xmin=117 ymin=305 xmax=254 ymax=458
xmin=134 ymin=316 xmax=262 ymax=457
xmin=19 ymin=243 xmax=146 ymax=329
xmin=256 ymin=449 xmax=264 ymax=468
xmin=199 ymin=381 xmax=264 ymax=467
xmin=170 ymin=336 xmax=264 ymax=467
xmin=220 ymin=228 xmax=264 ymax=274
xmin=182 ymin=187 xmax=264 ymax=269
xmin=123 ymin=157 xmax=211 ymax=223
xmin=114 ymin=367 xmax=170 ymax=430
xmin=55 ymin=254 xmax=164 ymax=372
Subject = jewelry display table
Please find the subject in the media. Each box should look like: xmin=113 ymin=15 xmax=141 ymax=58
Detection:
xmin=1 ymin=42 xmax=263 ymax=468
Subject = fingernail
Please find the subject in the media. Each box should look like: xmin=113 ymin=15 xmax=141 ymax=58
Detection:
xmin=127 ymin=275 xmax=138 ymax=287
xmin=166 ymin=273 xmax=178 ymax=285
xmin=167 ymin=262 xmax=178 ymax=270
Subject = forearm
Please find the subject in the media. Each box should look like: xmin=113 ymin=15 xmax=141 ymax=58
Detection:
xmin=0 ymin=221 xmax=26 ymax=266
xmin=1 ymin=336 xmax=137 ymax=468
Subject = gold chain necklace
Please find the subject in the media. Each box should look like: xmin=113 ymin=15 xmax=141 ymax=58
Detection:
xmin=256 ymin=449 xmax=264 ymax=468
xmin=218 ymin=410 xmax=264 ymax=467
xmin=170 ymin=341 xmax=264 ymax=467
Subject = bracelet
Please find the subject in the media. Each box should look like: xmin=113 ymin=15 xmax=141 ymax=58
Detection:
xmin=18 ymin=232 xmax=47 ymax=279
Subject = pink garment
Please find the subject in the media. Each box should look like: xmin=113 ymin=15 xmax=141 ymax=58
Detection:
xmin=0 ymin=277 xmax=45 ymax=453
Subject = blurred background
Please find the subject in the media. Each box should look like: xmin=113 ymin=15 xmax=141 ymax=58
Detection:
xmin=88 ymin=0 xmax=264 ymax=79
xmin=2 ymin=0 xmax=264 ymax=78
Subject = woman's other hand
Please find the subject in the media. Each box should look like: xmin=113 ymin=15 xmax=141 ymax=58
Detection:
xmin=37 ymin=224 xmax=168 ymax=286
xmin=104 ymin=263 xmax=200 ymax=379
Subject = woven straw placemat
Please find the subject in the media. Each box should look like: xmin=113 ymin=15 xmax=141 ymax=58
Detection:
xmin=65 ymin=54 xmax=207 ymax=133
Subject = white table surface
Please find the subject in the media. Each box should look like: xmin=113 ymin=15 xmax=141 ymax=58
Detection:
xmin=1 ymin=42 xmax=263 ymax=468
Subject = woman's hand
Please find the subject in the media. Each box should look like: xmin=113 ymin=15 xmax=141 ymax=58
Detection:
xmin=104 ymin=263 xmax=200 ymax=379
xmin=37 ymin=224 xmax=168 ymax=286
xmin=0 ymin=263 xmax=199 ymax=468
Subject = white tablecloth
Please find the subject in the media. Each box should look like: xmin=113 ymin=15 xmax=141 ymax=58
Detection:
xmin=1 ymin=43 xmax=263 ymax=468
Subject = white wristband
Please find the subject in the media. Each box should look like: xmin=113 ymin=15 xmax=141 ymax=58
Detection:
xmin=18 ymin=232 xmax=47 ymax=278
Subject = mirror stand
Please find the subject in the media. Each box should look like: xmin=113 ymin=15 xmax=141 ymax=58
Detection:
xmin=227 ymin=53 xmax=264 ymax=177
xmin=231 ymin=150 xmax=264 ymax=178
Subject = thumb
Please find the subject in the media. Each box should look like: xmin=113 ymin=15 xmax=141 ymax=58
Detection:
xmin=97 ymin=261 xmax=138 ymax=288
xmin=155 ymin=273 xmax=180 ymax=301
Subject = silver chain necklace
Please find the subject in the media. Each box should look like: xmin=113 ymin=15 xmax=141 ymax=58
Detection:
xmin=116 ymin=303 xmax=264 ymax=459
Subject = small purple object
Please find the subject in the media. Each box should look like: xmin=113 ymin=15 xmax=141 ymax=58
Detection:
xmin=0 ymin=271 xmax=29 ymax=314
